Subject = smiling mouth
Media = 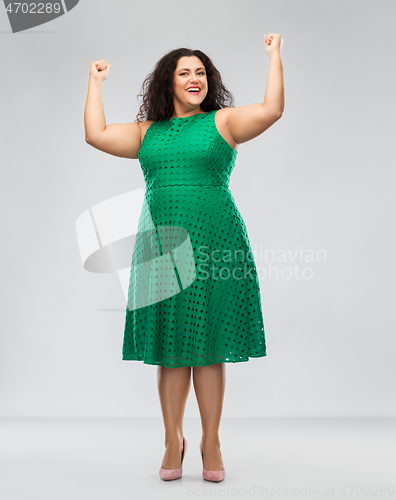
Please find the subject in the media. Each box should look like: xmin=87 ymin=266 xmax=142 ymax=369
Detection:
xmin=187 ymin=88 xmax=201 ymax=94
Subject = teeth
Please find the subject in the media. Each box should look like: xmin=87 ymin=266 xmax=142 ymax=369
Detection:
xmin=188 ymin=88 xmax=200 ymax=91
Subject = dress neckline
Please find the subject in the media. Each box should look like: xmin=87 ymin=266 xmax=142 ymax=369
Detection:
xmin=168 ymin=112 xmax=209 ymax=122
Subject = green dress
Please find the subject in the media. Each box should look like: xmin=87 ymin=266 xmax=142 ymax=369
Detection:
xmin=122 ymin=109 xmax=267 ymax=367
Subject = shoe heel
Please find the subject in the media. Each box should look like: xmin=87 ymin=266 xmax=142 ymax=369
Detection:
xmin=159 ymin=436 xmax=187 ymax=481
xmin=199 ymin=439 xmax=226 ymax=482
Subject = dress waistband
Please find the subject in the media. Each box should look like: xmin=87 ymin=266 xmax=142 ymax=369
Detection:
xmin=146 ymin=184 xmax=229 ymax=191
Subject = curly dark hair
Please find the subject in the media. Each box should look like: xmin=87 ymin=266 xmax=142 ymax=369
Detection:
xmin=135 ymin=48 xmax=235 ymax=122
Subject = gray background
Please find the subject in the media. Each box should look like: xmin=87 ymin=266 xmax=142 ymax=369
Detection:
xmin=1 ymin=0 xmax=395 ymax=418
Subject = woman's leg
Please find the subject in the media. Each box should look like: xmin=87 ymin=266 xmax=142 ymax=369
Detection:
xmin=157 ymin=365 xmax=192 ymax=469
xmin=192 ymin=362 xmax=226 ymax=471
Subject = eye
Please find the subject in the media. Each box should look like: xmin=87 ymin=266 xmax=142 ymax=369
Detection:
xmin=180 ymin=72 xmax=205 ymax=76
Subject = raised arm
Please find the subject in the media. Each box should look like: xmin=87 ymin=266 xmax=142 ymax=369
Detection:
xmin=84 ymin=60 xmax=141 ymax=159
xmin=227 ymin=33 xmax=284 ymax=145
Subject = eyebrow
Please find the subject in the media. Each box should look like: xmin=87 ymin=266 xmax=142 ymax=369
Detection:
xmin=178 ymin=67 xmax=205 ymax=72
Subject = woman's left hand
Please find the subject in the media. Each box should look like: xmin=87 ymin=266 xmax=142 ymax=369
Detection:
xmin=264 ymin=33 xmax=283 ymax=55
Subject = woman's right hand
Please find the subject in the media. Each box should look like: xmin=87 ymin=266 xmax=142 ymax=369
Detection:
xmin=89 ymin=60 xmax=111 ymax=82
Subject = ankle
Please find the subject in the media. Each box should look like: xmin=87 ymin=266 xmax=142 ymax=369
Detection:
xmin=165 ymin=432 xmax=184 ymax=448
xmin=201 ymin=434 xmax=221 ymax=447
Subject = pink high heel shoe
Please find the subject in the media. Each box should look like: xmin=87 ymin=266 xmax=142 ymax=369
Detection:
xmin=159 ymin=436 xmax=187 ymax=481
xmin=199 ymin=439 xmax=226 ymax=482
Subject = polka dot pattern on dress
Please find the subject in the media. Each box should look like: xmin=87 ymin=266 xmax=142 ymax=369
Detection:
xmin=122 ymin=109 xmax=267 ymax=367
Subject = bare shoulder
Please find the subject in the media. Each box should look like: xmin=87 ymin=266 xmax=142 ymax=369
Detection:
xmin=212 ymin=108 xmax=238 ymax=152
xmin=138 ymin=119 xmax=156 ymax=146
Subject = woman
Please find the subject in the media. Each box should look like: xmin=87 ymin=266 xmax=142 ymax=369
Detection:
xmin=84 ymin=33 xmax=284 ymax=482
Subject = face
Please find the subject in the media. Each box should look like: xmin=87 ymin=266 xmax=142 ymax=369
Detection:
xmin=172 ymin=56 xmax=208 ymax=112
